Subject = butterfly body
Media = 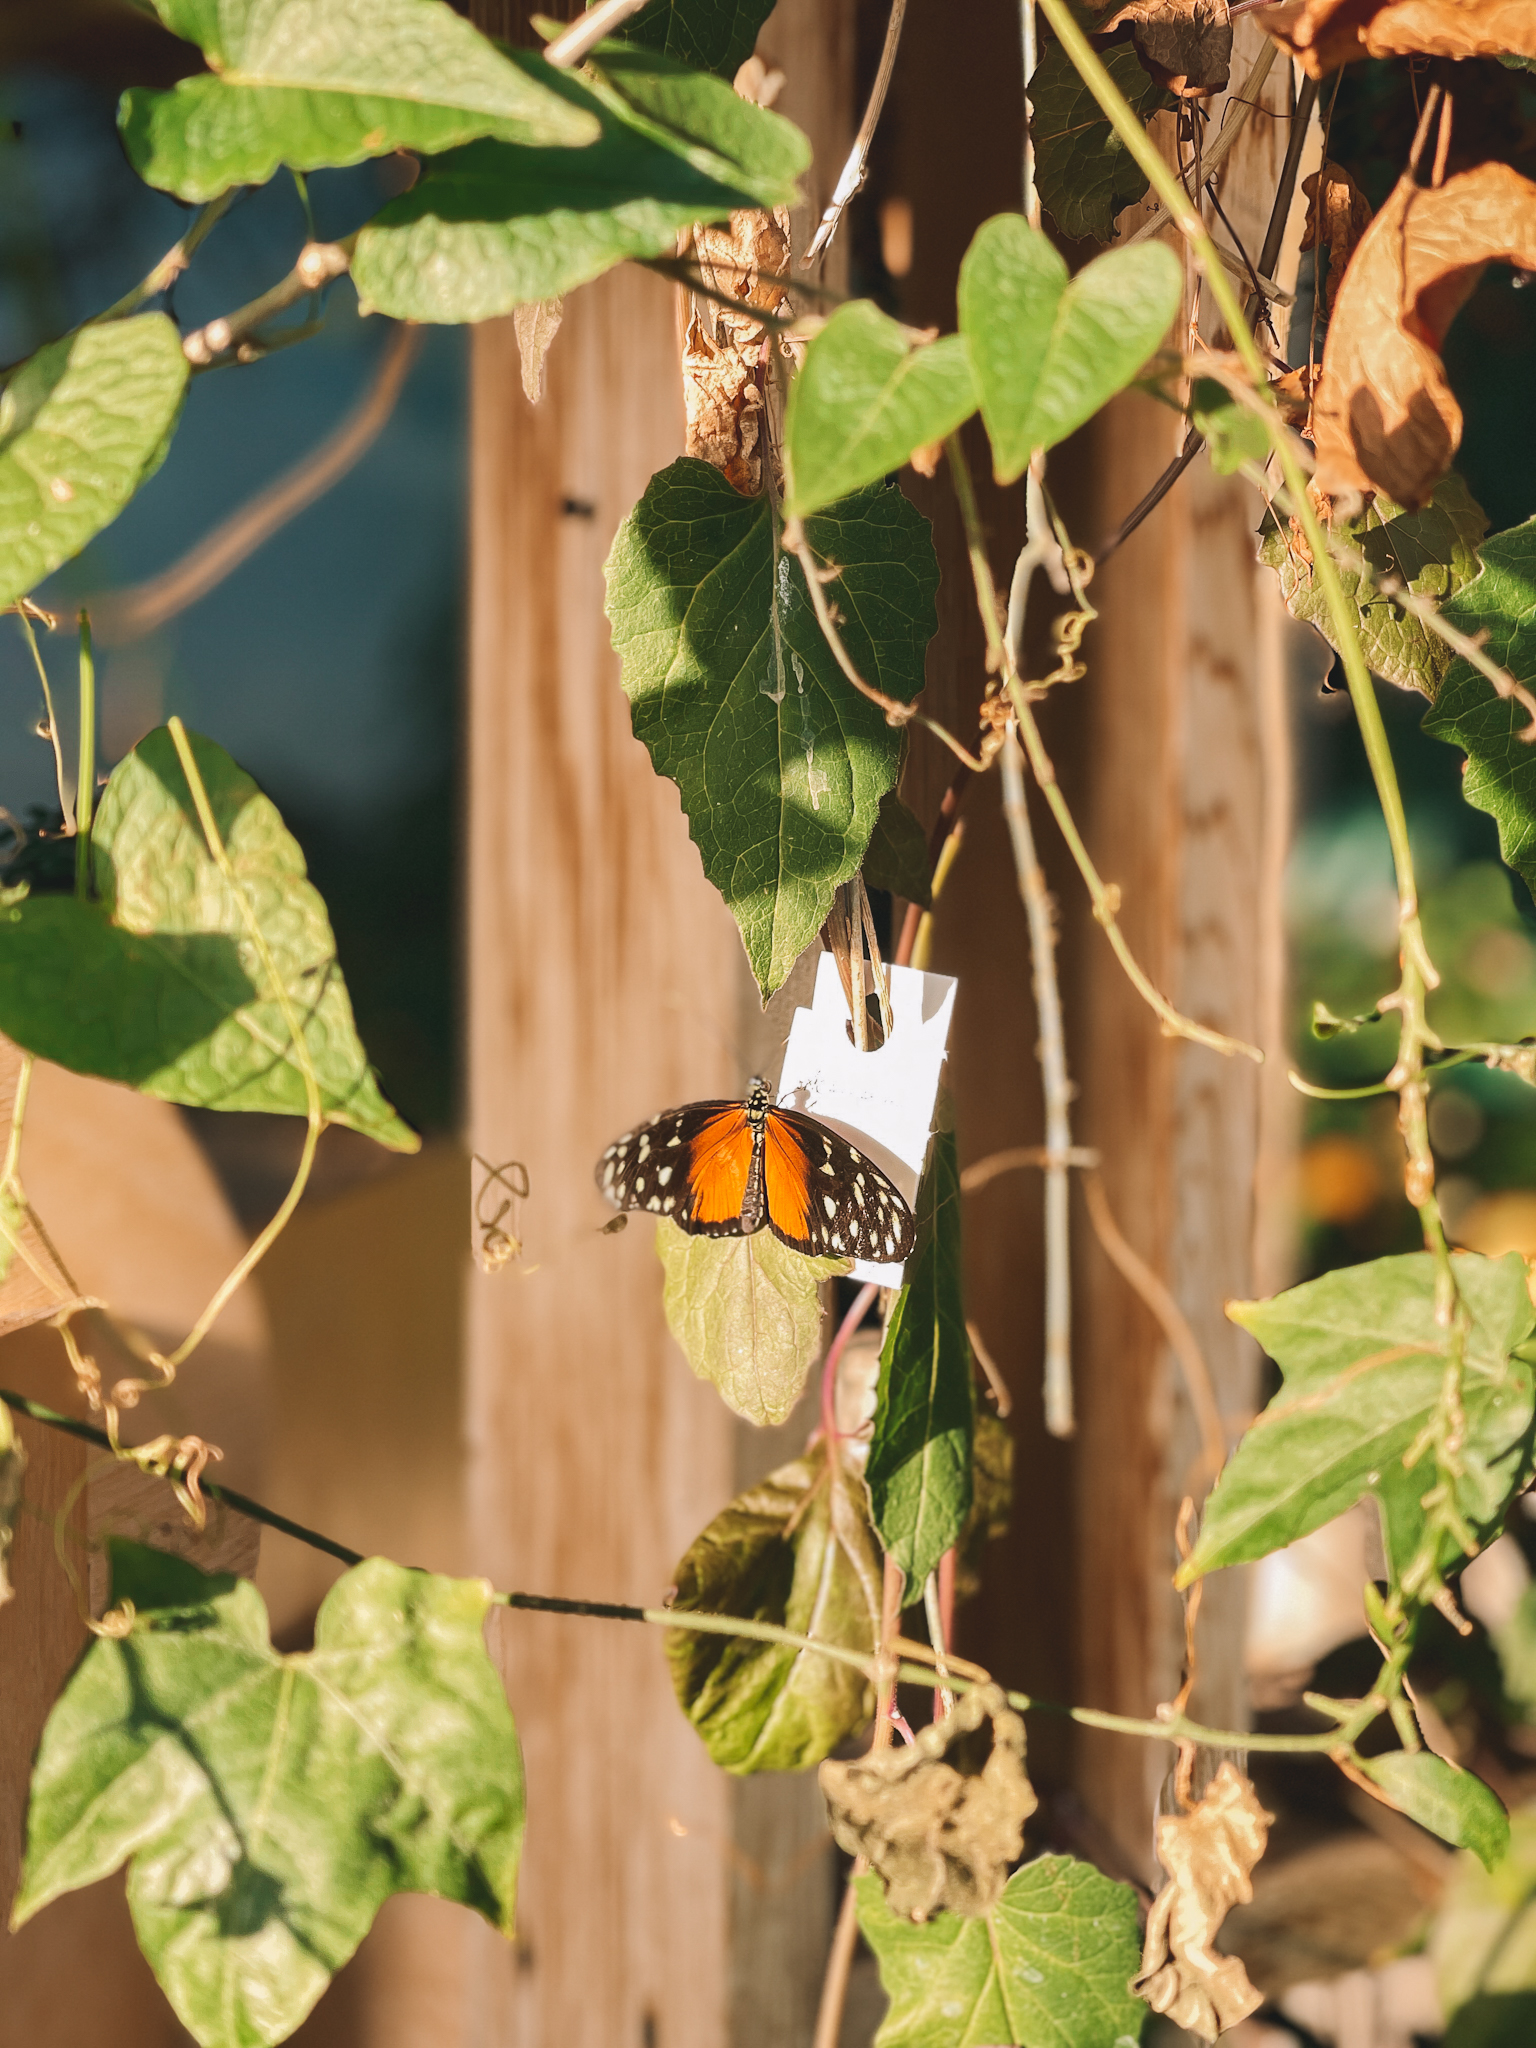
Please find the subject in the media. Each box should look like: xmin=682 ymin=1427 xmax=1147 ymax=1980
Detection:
xmin=596 ymin=1077 xmax=915 ymax=1263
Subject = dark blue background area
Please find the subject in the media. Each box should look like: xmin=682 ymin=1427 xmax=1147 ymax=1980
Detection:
xmin=0 ymin=70 xmax=466 ymax=1130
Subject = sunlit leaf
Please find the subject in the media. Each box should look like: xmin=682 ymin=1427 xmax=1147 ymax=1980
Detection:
xmin=121 ymin=0 xmax=596 ymax=199
xmin=604 ymin=460 xmax=937 ymax=997
xmin=351 ymin=45 xmax=807 ymax=322
xmin=656 ymin=1215 xmax=848 ymax=1427
xmin=855 ymin=1855 xmax=1146 ymax=2048
xmin=13 ymin=1543 xmax=524 ymax=2048
xmin=0 ymin=314 xmax=187 ymax=613
xmin=1179 ymin=1252 xmax=1536 ymax=1587
xmin=783 ymin=303 xmax=977 ymax=519
xmin=867 ymin=1131 xmax=973 ymax=1594
xmin=0 ymin=727 xmax=416 ymax=1149
xmin=1424 ymin=515 xmax=1536 ymax=903
xmin=1359 ymin=1751 xmax=1509 ymax=1869
xmin=666 ymin=1438 xmax=882 ymax=1773
xmin=957 ymin=214 xmax=1180 ymax=483
xmin=1260 ymin=474 xmax=1489 ymax=697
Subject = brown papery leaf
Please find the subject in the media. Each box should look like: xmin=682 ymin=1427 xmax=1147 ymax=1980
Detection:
xmin=1302 ymin=161 xmax=1373 ymax=317
xmin=1312 ymin=162 xmax=1536 ymax=509
xmin=682 ymin=207 xmax=791 ymax=497
xmin=1134 ymin=1762 xmax=1272 ymax=2042
xmin=1101 ymin=0 xmax=1233 ymax=96
xmin=1256 ymin=0 xmax=1536 ymax=76
xmin=819 ymin=1684 xmax=1037 ymax=1922
xmin=513 ymin=297 xmax=563 ymax=405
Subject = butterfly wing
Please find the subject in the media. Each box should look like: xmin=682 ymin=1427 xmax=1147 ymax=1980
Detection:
xmin=762 ymin=1107 xmax=916 ymax=1262
xmin=596 ymin=1101 xmax=755 ymax=1236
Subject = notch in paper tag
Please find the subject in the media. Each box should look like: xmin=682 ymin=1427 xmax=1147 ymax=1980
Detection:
xmin=776 ymin=952 xmax=958 ymax=1286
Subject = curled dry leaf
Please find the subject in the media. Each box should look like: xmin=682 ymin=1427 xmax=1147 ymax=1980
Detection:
xmin=682 ymin=206 xmax=792 ymax=496
xmin=1100 ymin=0 xmax=1233 ymax=97
xmin=1313 ymin=163 xmax=1536 ymax=509
xmin=512 ymin=297 xmax=563 ymax=405
xmin=819 ymin=1684 xmax=1037 ymax=1922
xmin=1134 ymin=1761 xmax=1273 ymax=2042
xmin=1301 ymin=160 xmax=1372 ymax=317
xmin=1255 ymin=0 xmax=1536 ymax=76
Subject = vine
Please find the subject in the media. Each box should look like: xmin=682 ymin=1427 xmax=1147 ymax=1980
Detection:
xmin=1 ymin=1 xmax=1536 ymax=2044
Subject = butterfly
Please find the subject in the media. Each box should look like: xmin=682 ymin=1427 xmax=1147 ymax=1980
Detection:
xmin=596 ymin=1076 xmax=916 ymax=1263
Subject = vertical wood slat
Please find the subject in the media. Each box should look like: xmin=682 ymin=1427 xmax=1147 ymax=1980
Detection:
xmin=1071 ymin=25 xmax=1298 ymax=1870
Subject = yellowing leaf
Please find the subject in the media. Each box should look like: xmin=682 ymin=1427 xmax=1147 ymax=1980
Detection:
xmin=656 ymin=1215 xmax=847 ymax=1427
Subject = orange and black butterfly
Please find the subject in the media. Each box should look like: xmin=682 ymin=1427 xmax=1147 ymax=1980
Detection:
xmin=596 ymin=1077 xmax=916 ymax=1263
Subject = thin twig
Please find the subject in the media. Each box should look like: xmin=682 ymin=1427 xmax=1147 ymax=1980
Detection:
xmin=803 ymin=0 xmax=909 ymax=265
xmin=95 ymin=192 xmax=236 ymax=324
xmin=94 ymin=325 xmax=421 ymax=644
xmin=1082 ymin=1174 xmax=1226 ymax=1485
xmin=73 ymin=612 xmax=95 ymax=899
xmin=813 ymin=1885 xmax=862 ymax=2048
xmin=542 ymin=0 xmax=650 ymax=67
xmin=13 ymin=609 xmax=71 ymax=829
xmin=960 ymin=1145 xmax=1099 ymax=1190
xmin=1021 ymin=0 xmax=1039 ymax=220
xmin=1124 ymin=39 xmax=1278 ymax=250
xmin=181 ymin=236 xmax=355 ymax=369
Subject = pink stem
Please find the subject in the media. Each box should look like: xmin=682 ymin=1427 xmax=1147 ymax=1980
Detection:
xmin=820 ymin=1281 xmax=880 ymax=1447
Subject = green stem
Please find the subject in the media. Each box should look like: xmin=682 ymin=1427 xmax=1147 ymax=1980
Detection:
xmin=74 ymin=610 xmax=95 ymax=899
xmin=13 ymin=609 xmax=71 ymax=830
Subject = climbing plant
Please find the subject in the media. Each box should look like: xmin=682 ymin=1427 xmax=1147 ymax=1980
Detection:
xmin=3 ymin=0 xmax=1536 ymax=2044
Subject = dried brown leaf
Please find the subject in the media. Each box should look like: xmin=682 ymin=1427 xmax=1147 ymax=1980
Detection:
xmin=819 ymin=1684 xmax=1037 ymax=1922
xmin=1101 ymin=0 xmax=1233 ymax=96
xmin=1301 ymin=160 xmax=1373 ymax=316
xmin=1134 ymin=1762 xmax=1273 ymax=2042
xmin=1256 ymin=0 xmax=1536 ymax=76
xmin=682 ymin=206 xmax=791 ymax=497
xmin=513 ymin=297 xmax=563 ymax=405
xmin=1312 ymin=162 xmax=1536 ymax=509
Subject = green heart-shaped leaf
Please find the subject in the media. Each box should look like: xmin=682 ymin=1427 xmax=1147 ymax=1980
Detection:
xmin=958 ymin=214 xmax=1181 ymax=484
xmin=783 ymin=302 xmax=977 ymax=519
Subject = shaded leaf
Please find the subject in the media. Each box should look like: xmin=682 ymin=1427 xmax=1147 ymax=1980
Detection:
xmin=1259 ymin=473 xmax=1489 ymax=698
xmin=0 ymin=314 xmax=187 ymax=614
xmin=0 ymin=727 xmax=416 ymax=1148
xmin=1302 ymin=159 xmax=1373 ymax=319
xmin=1100 ymin=0 xmax=1232 ymax=97
xmin=954 ymin=1410 xmax=1013 ymax=1604
xmin=666 ymin=1438 xmax=883 ymax=1773
xmin=351 ymin=45 xmax=807 ymax=323
xmin=13 ymin=1543 xmax=524 ymax=2048
xmin=957 ymin=213 xmax=1181 ymax=484
xmin=867 ymin=1131 xmax=972 ymax=1595
xmin=604 ymin=460 xmax=937 ymax=997
xmin=864 ymin=789 xmax=932 ymax=909
xmin=618 ymin=0 xmax=779 ymax=75
xmin=656 ymin=1214 xmax=848 ymax=1427
xmin=820 ymin=1685 xmax=1035 ymax=1922
xmin=120 ymin=0 xmax=596 ymax=200
xmin=1424 ymin=517 xmax=1536 ymax=900
xmin=1134 ymin=1762 xmax=1270 ymax=2042
xmin=855 ymin=1854 xmax=1146 ymax=2048
xmin=1261 ymin=0 xmax=1536 ymax=77
xmin=0 ymin=1399 xmax=22 ymax=1607
xmin=783 ymin=302 xmax=977 ymax=519
xmin=1028 ymin=23 xmax=1173 ymax=243
xmin=1179 ymin=1252 xmax=1536 ymax=1587
xmin=1360 ymin=1751 xmax=1509 ymax=1869
xmin=1313 ymin=164 xmax=1536 ymax=509
xmin=1432 ymin=1805 xmax=1536 ymax=2029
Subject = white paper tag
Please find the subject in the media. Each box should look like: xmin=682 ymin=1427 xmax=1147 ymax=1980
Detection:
xmin=776 ymin=953 xmax=958 ymax=1286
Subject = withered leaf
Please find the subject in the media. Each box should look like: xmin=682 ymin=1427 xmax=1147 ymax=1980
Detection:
xmin=1134 ymin=1761 xmax=1272 ymax=2042
xmin=1256 ymin=0 xmax=1536 ymax=76
xmin=1312 ymin=162 xmax=1536 ymax=509
xmin=665 ymin=1436 xmax=883 ymax=1772
xmin=820 ymin=1685 xmax=1036 ymax=1921
xmin=682 ymin=206 xmax=791 ymax=496
xmin=1101 ymin=0 xmax=1233 ymax=97
xmin=1301 ymin=160 xmax=1372 ymax=317
xmin=512 ymin=296 xmax=562 ymax=404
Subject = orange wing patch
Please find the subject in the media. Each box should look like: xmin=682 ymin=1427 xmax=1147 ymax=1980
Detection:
xmin=762 ymin=1113 xmax=814 ymax=1247
xmin=686 ymin=1110 xmax=754 ymax=1226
